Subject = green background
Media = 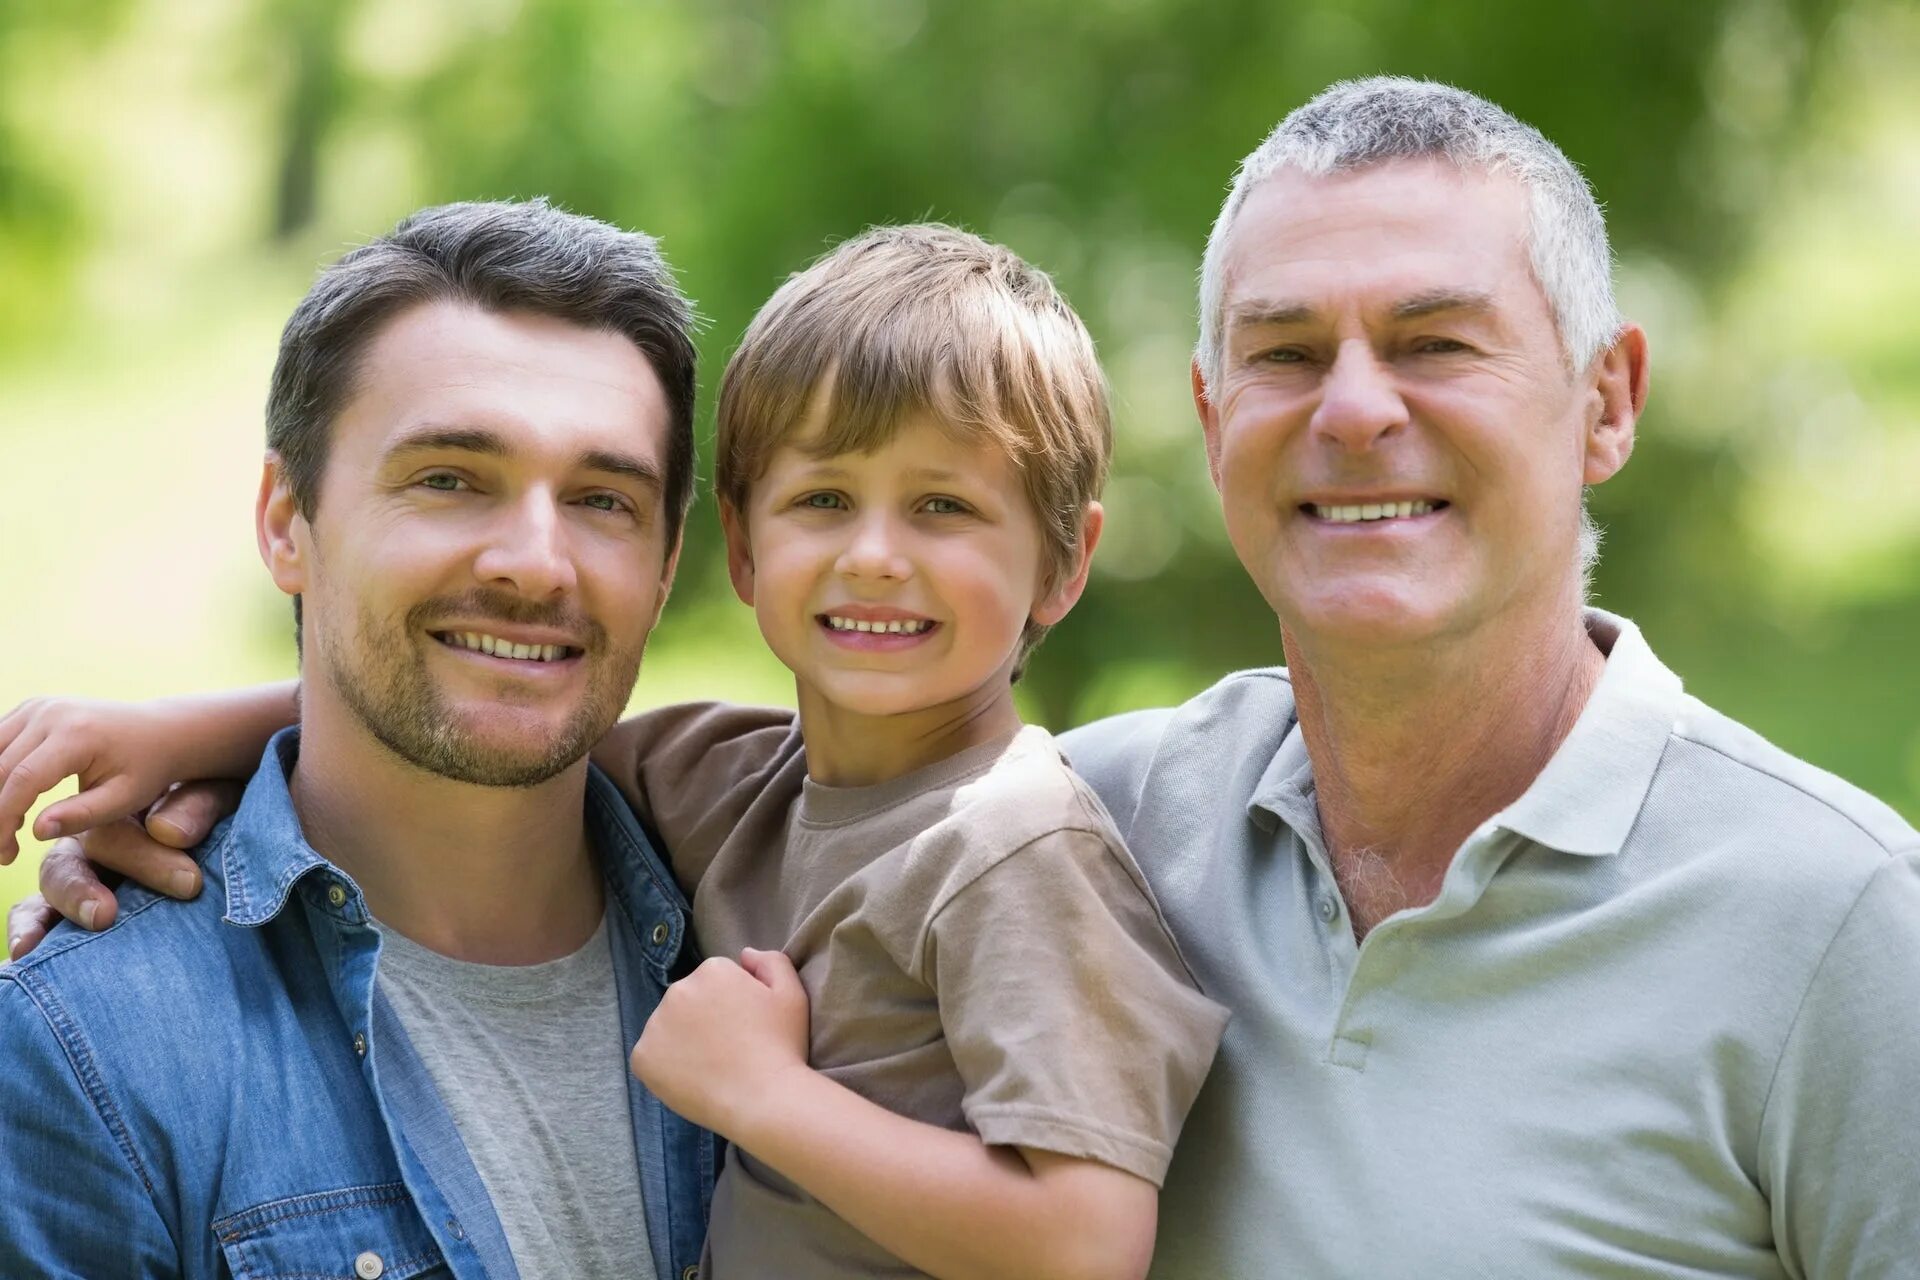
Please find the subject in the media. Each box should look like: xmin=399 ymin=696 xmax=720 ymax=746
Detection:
xmin=4 ymin=0 xmax=1918 ymax=910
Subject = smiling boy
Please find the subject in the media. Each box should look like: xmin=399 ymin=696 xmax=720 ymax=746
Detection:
xmin=611 ymin=224 xmax=1228 ymax=1279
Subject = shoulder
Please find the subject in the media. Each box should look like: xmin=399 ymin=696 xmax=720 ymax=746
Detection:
xmin=598 ymin=700 xmax=799 ymax=779
xmin=1059 ymin=666 xmax=1296 ymax=823
xmin=1659 ymin=694 xmax=1917 ymax=872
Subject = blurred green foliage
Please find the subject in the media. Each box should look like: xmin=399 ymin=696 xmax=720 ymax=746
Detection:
xmin=3 ymin=0 xmax=1917 ymax=908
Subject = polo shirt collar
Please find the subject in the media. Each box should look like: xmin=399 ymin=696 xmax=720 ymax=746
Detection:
xmin=1245 ymin=610 xmax=1683 ymax=858
xmin=1492 ymin=609 xmax=1683 ymax=857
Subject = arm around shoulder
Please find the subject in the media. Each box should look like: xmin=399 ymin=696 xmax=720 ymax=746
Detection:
xmin=1761 ymin=847 xmax=1920 ymax=1277
xmin=0 ymin=977 xmax=177 ymax=1274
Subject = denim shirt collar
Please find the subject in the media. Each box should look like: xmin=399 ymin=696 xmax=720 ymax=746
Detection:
xmin=1246 ymin=609 xmax=1683 ymax=859
xmin=220 ymin=728 xmax=692 ymax=975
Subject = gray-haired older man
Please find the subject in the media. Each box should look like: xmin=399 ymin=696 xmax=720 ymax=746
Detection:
xmin=1062 ymin=78 xmax=1920 ymax=1276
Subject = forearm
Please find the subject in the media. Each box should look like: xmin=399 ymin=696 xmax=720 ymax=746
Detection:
xmin=153 ymin=681 xmax=300 ymax=780
xmin=732 ymin=1066 xmax=1155 ymax=1280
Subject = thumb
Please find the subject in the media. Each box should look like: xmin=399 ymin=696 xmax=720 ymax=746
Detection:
xmin=738 ymin=947 xmax=800 ymax=993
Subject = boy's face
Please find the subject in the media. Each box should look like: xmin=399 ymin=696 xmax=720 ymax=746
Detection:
xmin=724 ymin=413 xmax=1091 ymax=722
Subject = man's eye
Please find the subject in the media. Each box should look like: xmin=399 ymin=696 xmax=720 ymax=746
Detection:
xmin=1261 ymin=347 xmax=1309 ymax=365
xmin=581 ymin=493 xmax=629 ymax=514
xmin=419 ymin=473 xmax=465 ymax=492
xmin=923 ymin=496 xmax=969 ymax=516
xmin=1415 ymin=338 xmax=1469 ymax=355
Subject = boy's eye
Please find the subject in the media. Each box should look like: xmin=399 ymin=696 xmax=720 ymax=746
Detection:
xmin=922 ymin=496 xmax=969 ymax=516
xmin=799 ymin=492 xmax=846 ymax=510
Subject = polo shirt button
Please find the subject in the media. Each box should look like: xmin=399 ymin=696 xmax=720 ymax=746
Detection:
xmin=354 ymin=1251 xmax=384 ymax=1279
xmin=651 ymin=922 xmax=671 ymax=946
xmin=1318 ymin=897 xmax=1339 ymax=923
xmin=326 ymin=883 xmax=348 ymax=909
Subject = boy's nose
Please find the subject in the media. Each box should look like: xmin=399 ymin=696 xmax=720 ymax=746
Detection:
xmin=834 ymin=514 xmax=913 ymax=582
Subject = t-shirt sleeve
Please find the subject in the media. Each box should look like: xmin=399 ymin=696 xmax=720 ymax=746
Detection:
xmin=923 ymin=826 xmax=1230 ymax=1186
xmin=1761 ymin=847 xmax=1920 ymax=1278
xmin=591 ymin=701 xmax=798 ymax=895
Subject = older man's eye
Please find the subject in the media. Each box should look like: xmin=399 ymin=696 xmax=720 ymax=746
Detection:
xmin=1260 ymin=347 xmax=1310 ymax=365
xmin=1415 ymin=338 xmax=1470 ymax=355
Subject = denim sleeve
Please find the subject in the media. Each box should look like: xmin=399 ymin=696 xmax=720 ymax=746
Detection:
xmin=0 ymin=977 xmax=178 ymax=1276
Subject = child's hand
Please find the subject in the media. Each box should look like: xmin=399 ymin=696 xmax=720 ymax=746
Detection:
xmin=0 ymin=697 xmax=179 ymax=864
xmin=630 ymin=947 xmax=811 ymax=1137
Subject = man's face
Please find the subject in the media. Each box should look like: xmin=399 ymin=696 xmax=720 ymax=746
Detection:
xmin=273 ymin=301 xmax=677 ymax=786
xmin=1200 ymin=157 xmax=1628 ymax=652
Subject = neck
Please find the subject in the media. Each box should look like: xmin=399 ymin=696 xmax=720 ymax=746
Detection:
xmin=1287 ymin=597 xmax=1604 ymax=888
xmin=796 ymin=676 xmax=1024 ymax=788
xmin=290 ymin=687 xmax=603 ymax=965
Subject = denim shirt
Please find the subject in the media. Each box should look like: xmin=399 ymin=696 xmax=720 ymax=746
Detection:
xmin=0 ymin=729 xmax=716 ymax=1279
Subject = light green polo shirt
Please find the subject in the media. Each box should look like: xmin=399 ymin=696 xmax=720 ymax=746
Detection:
xmin=1063 ymin=611 xmax=1920 ymax=1278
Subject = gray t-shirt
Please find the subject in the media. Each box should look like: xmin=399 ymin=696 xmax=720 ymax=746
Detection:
xmin=374 ymin=915 xmax=656 ymax=1280
xmin=1063 ymin=609 xmax=1920 ymax=1278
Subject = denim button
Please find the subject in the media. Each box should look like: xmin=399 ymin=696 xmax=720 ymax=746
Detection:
xmin=651 ymin=922 xmax=671 ymax=946
xmin=353 ymin=1032 xmax=367 ymax=1057
xmin=682 ymin=1266 xmax=700 ymax=1280
xmin=326 ymin=883 xmax=348 ymax=909
xmin=354 ymin=1252 xmax=384 ymax=1279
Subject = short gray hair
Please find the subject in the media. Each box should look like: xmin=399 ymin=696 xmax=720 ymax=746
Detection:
xmin=1196 ymin=77 xmax=1621 ymax=392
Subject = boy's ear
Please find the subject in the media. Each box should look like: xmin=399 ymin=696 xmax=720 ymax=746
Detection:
xmin=719 ymin=500 xmax=755 ymax=607
xmin=1031 ymin=502 xmax=1105 ymax=627
xmin=256 ymin=452 xmax=309 ymax=598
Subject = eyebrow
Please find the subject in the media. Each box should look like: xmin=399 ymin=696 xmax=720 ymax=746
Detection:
xmin=1390 ymin=288 xmax=1497 ymax=320
xmin=384 ymin=426 xmax=663 ymax=491
xmin=1226 ymin=299 xmax=1318 ymax=331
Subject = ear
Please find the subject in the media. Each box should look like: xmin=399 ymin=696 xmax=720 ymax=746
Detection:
xmin=649 ymin=529 xmax=684 ymax=631
xmin=1031 ymin=502 xmax=1105 ymax=627
xmin=719 ymin=500 xmax=755 ymax=607
xmin=1583 ymin=323 xmax=1647 ymax=486
xmin=1192 ymin=359 xmax=1224 ymax=491
xmin=256 ymin=452 xmax=310 ymax=598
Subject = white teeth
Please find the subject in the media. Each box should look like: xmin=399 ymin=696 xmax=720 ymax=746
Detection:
xmin=826 ymin=616 xmax=930 ymax=635
xmin=1310 ymin=500 xmax=1437 ymax=523
xmin=446 ymin=632 xmax=571 ymax=661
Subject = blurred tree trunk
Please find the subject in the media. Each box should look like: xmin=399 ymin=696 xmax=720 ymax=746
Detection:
xmin=269 ymin=0 xmax=344 ymax=241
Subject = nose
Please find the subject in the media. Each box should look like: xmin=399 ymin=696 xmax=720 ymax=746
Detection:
xmin=470 ymin=490 xmax=579 ymax=599
xmin=1309 ymin=340 xmax=1409 ymax=452
xmin=834 ymin=510 xmax=913 ymax=583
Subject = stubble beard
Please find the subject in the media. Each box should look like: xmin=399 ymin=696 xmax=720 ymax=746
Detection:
xmin=316 ymin=592 xmax=643 ymax=788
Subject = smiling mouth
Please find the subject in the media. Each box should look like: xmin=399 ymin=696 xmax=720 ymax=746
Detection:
xmin=1302 ymin=500 xmax=1447 ymax=524
xmin=818 ymin=615 xmax=938 ymax=636
xmin=431 ymin=631 xmax=583 ymax=663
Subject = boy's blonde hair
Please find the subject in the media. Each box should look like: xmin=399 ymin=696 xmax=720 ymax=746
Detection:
xmin=716 ymin=223 xmax=1111 ymax=677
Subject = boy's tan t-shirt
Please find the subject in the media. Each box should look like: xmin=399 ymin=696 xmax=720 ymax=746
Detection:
xmin=598 ymin=702 xmax=1229 ymax=1280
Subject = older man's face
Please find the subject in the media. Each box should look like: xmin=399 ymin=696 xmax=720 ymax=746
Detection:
xmin=1200 ymin=157 xmax=1628 ymax=653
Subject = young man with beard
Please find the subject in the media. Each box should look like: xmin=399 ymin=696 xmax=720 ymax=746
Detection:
xmin=0 ymin=201 xmax=713 ymax=1278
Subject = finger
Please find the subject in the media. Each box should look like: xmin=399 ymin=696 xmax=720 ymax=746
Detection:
xmin=77 ymin=821 xmax=200 ymax=899
xmin=35 ymin=772 xmax=160 ymax=843
xmin=7 ymin=893 xmax=59 ymax=960
xmin=0 ymin=699 xmax=36 ymax=761
xmin=38 ymin=837 xmax=119 ymax=932
xmin=738 ymin=947 xmax=801 ymax=992
xmin=145 ymin=780 xmax=244 ymax=849
xmin=0 ymin=726 xmax=53 ymax=864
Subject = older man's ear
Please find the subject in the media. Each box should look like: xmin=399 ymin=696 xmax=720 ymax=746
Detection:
xmin=1583 ymin=323 xmax=1649 ymax=486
